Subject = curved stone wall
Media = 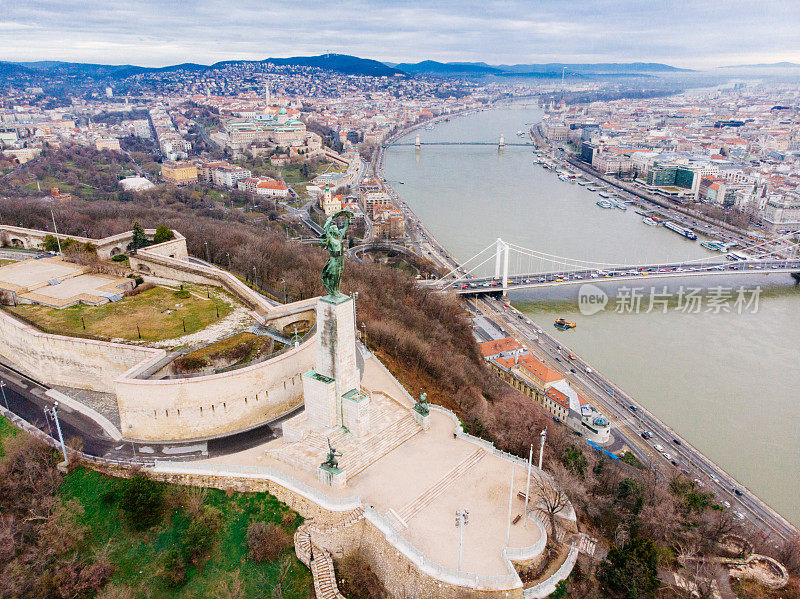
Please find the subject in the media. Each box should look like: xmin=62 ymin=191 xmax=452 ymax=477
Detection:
xmin=116 ymin=334 xmax=316 ymax=440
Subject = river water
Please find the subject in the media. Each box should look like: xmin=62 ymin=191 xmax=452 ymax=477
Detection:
xmin=385 ymin=105 xmax=800 ymax=526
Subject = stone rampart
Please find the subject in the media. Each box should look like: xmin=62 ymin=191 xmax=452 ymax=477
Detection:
xmin=116 ymin=334 xmax=316 ymax=440
xmin=0 ymin=225 xmax=184 ymax=259
xmin=0 ymin=309 xmax=163 ymax=393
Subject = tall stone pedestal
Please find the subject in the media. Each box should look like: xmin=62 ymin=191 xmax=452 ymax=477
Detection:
xmin=303 ymin=294 xmax=371 ymax=436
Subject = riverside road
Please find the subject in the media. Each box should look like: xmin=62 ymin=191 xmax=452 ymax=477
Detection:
xmin=376 ymin=127 xmax=799 ymax=543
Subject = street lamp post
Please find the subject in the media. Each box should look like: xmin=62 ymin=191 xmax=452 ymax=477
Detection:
xmin=128 ymin=424 xmax=136 ymax=459
xmin=0 ymin=379 xmax=8 ymax=410
xmin=455 ymin=509 xmax=469 ymax=571
xmin=47 ymin=403 xmax=69 ymax=465
xmin=352 ymin=291 xmax=359 ymax=332
xmin=538 ymin=426 xmax=547 ymax=470
xmin=361 ymin=323 xmax=366 ymax=348
xmin=281 ymin=278 xmax=286 ymax=303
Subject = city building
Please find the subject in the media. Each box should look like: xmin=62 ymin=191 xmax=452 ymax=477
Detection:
xmin=161 ymin=160 xmax=198 ymax=186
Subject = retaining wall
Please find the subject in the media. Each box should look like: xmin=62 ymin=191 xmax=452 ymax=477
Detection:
xmin=117 ymin=335 xmax=315 ymax=440
xmin=0 ymin=309 xmax=163 ymax=393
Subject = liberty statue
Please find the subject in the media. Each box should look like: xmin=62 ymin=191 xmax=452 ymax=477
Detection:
xmin=320 ymin=210 xmax=352 ymax=297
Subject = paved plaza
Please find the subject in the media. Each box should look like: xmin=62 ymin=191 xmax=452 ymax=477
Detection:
xmin=0 ymin=256 xmax=131 ymax=308
xmin=209 ymin=354 xmax=553 ymax=577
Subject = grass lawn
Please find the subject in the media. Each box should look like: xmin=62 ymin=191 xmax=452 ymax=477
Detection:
xmin=60 ymin=469 xmax=312 ymax=598
xmin=175 ymin=332 xmax=277 ymax=372
xmin=0 ymin=259 xmax=14 ymax=267
xmin=7 ymin=284 xmax=235 ymax=342
xmin=0 ymin=417 xmax=313 ymax=598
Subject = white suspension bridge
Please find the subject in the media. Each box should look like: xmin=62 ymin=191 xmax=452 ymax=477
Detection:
xmin=428 ymin=233 xmax=800 ymax=294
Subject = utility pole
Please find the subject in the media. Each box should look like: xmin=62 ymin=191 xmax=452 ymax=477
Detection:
xmin=539 ymin=426 xmax=547 ymax=470
xmin=128 ymin=424 xmax=136 ymax=459
xmin=524 ymin=444 xmax=533 ymax=526
xmin=50 ymin=209 xmax=62 ymax=256
xmin=281 ymin=277 xmax=286 ymax=303
xmin=352 ymin=290 xmax=358 ymax=326
xmin=47 ymin=403 xmax=69 ymax=465
xmin=455 ymin=509 xmax=469 ymax=571
xmin=505 ymin=464 xmax=515 ymax=546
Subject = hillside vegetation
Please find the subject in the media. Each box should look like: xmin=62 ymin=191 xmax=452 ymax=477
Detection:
xmin=0 ymin=417 xmax=312 ymax=598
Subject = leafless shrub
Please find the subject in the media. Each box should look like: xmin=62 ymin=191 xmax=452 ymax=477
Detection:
xmin=246 ymin=521 xmax=289 ymax=562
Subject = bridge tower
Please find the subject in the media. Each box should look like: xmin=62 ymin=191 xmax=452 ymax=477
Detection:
xmin=494 ymin=238 xmax=510 ymax=292
xmin=498 ymin=134 xmax=505 ymax=149
xmin=415 ymin=134 xmax=421 ymax=149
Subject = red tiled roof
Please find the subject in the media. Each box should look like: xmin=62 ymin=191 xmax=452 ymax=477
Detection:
xmin=494 ymin=353 xmax=564 ymax=384
xmin=479 ymin=337 xmax=523 ymax=357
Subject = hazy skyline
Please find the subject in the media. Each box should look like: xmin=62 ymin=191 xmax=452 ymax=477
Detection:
xmin=1 ymin=0 xmax=799 ymax=69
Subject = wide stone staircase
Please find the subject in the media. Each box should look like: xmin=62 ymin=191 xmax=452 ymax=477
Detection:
xmin=340 ymin=414 xmax=422 ymax=480
xmin=395 ymin=448 xmax=486 ymax=524
xmin=271 ymin=409 xmax=422 ymax=481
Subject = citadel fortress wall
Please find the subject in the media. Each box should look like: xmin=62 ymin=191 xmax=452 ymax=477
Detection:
xmin=0 ymin=228 xmax=316 ymax=441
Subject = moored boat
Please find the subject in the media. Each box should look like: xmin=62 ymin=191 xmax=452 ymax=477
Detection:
xmin=554 ymin=318 xmax=576 ymax=330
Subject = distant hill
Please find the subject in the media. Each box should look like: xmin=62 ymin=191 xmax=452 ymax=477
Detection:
xmin=260 ymin=54 xmax=402 ymax=76
xmin=394 ymin=60 xmax=504 ymax=75
xmin=3 ymin=55 xmax=689 ymax=81
xmin=8 ymin=54 xmax=402 ymax=79
xmin=392 ymin=60 xmax=689 ymax=77
xmin=18 ymin=61 xmax=209 ymax=78
xmin=0 ymin=61 xmax=32 ymax=76
xmin=499 ymin=62 xmax=691 ymax=74
xmin=717 ymin=62 xmax=800 ymax=69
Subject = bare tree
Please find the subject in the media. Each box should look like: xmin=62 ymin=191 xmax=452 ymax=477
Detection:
xmin=531 ymin=463 xmax=575 ymax=542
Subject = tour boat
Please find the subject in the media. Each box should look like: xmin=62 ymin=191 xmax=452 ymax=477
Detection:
xmin=642 ymin=217 xmax=658 ymax=226
xmin=554 ymin=318 xmax=576 ymax=330
xmin=596 ymin=200 xmax=613 ymax=209
xmin=664 ymin=221 xmax=698 ymax=240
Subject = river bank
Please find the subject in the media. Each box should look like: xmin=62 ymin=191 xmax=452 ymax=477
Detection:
xmin=380 ymin=103 xmax=800 ymax=531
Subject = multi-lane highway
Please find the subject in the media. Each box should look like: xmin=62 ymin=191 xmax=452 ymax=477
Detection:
xmin=471 ymin=296 xmax=798 ymax=542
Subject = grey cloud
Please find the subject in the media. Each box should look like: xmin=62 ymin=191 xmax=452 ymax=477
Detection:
xmin=0 ymin=0 xmax=798 ymax=68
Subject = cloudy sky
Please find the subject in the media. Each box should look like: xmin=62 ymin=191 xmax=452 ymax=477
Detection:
xmin=1 ymin=0 xmax=799 ymax=69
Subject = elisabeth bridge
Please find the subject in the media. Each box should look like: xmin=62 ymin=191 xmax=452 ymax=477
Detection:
xmin=426 ymin=234 xmax=800 ymax=294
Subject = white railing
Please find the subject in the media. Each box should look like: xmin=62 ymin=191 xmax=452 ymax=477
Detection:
xmin=363 ymin=507 xmax=522 ymax=590
xmin=523 ymin=545 xmax=579 ymax=598
xmin=152 ymin=460 xmax=363 ymax=511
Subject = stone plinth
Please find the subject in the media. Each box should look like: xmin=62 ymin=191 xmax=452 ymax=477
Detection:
xmin=342 ymin=389 xmax=370 ymax=437
xmin=303 ymin=370 xmax=338 ymax=429
xmin=412 ymin=408 xmax=431 ymax=431
xmin=303 ymin=293 xmax=372 ymax=436
xmin=315 ymin=294 xmax=358 ymax=400
xmin=317 ymin=464 xmax=346 ymax=488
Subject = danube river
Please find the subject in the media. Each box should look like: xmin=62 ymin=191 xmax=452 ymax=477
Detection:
xmin=385 ymin=104 xmax=800 ymax=526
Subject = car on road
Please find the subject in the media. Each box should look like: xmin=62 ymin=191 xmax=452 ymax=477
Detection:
xmin=673 ymin=439 xmax=682 ymax=445
xmin=628 ymin=404 xmax=638 ymax=412
xmin=711 ymin=475 xmax=720 ymax=483
xmin=722 ymin=501 xmax=731 ymax=508
xmin=734 ymin=512 xmax=745 ymax=520
xmin=733 ymin=488 xmax=743 ymax=497
xmin=653 ymin=444 xmax=664 ymax=452
xmin=570 ymin=368 xmax=576 ymax=373
xmin=661 ymin=451 xmax=672 ymax=461
xmin=641 ymin=431 xmax=652 ymax=439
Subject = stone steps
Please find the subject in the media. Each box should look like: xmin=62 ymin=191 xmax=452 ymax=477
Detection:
xmin=342 ymin=415 xmax=422 ymax=480
xmin=396 ymin=448 xmax=486 ymax=524
xmin=311 ymin=549 xmax=345 ymax=599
